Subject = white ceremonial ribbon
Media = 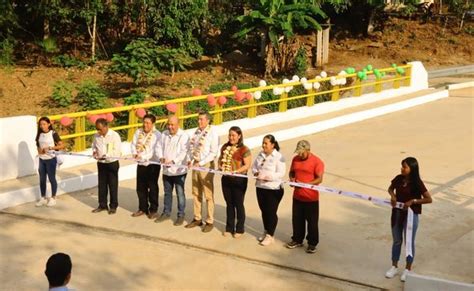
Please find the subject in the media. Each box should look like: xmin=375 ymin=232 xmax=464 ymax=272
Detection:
xmin=53 ymin=149 xmax=412 ymax=255
xmin=406 ymin=207 xmax=414 ymax=258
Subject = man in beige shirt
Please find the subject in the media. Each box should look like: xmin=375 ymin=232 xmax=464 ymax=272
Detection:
xmin=91 ymin=118 xmax=122 ymax=214
xmin=185 ymin=111 xmax=219 ymax=232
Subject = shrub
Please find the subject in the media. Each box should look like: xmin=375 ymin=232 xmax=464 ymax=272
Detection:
xmin=294 ymin=47 xmax=307 ymax=77
xmin=53 ymin=54 xmax=88 ymax=69
xmin=51 ymin=80 xmax=74 ymax=107
xmin=108 ymin=38 xmax=191 ymax=84
xmin=124 ymin=90 xmax=146 ymax=106
xmin=76 ymin=80 xmax=107 ymax=110
xmin=38 ymin=37 xmax=58 ymax=53
xmin=0 ymin=38 xmax=14 ymax=66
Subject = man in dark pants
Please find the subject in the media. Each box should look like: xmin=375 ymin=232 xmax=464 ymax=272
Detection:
xmin=92 ymin=118 xmax=122 ymax=214
xmin=286 ymin=140 xmax=325 ymax=254
xmin=130 ymin=114 xmax=161 ymax=219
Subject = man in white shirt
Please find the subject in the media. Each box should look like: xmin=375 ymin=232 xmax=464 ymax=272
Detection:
xmin=185 ymin=111 xmax=219 ymax=232
xmin=154 ymin=115 xmax=189 ymax=226
xmin=130 ymin=114 xmax=162 ymax=219
xmin=92 ymin=118 xmax=122 ymax=214
xmin=45 ymin=253 xmax=72 ymax=291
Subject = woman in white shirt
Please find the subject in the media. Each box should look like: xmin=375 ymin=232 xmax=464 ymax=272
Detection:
xmin=251 ymin=134 xmax=286 ymax=246
xmin=35 ymin=117 xmax=64 ymax=207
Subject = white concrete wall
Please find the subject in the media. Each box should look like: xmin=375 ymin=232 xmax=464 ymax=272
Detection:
xmin=0 ymin=115 xmax=38 ymax=181
xmin=405 ymin=273 xmax=474 ymax=291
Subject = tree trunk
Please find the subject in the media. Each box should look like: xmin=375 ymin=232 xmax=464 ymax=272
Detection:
xmin=91 ymin=14 xmax=97 ymax=61
xmin=43 ymin=18 xmax=50 ymax=40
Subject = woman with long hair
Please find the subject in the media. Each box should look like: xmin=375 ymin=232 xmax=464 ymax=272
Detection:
xmin=35 ymin=117 xmax=64 ymax=207
xmin=251 ymin=134 xmax=286 ymax=246
xmin=219 ymin=126 xmax=252 ymax=238
xmin=385 ymin=157 xmax=432 ymax=282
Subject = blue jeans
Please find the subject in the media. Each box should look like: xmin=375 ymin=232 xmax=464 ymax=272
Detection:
xmin=162 ymin=174 xmax=187 ymax=217
xmin=38 ymin=158 xmax=58 ymax=197
xmin=391 ymin=209 xmax=419 ymax=264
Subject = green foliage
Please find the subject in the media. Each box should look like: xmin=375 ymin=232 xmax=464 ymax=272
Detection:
xmin=288 ymin=86 xmax=307 ymax=109
xmin=52 ymin=54 xmax=88 ymax=69
xmin=38 ymin=37 xmax=59 ymax=54
xmin=108 ymin=38 xmax=192 ymax=84
xmin=76 ymin=80 xmax=107 ymax=110
xmin=147 ymin=0 xmax=208 ymax=57
xmin=0 ymin=38 xmax=15 ymax=66
xmin=51 ymin=80 xmax=74 ymax=107
xmin=294 ymin=47 xmax=307 ymax=76
xmin=124 ymin=90 xmax=146 ymax=105
xmin=234 ymin=0 xmax=327 ymax=48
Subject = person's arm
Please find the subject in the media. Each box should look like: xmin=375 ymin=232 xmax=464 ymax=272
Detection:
xmin=308 ymin=173 xmax=323 ymax=185
xmin=235 ymin=149 xmax=251 ymax=174
xmin=269 ymin=156 xmax=286 ymax=181
xmin=404 ymin=181 xmax=433 ymax=208
xmin=50 ymin=132 xmax=64 ymax=151
xmin=251 ymin=154 xmax=259 ymax=176
xmin=388 ymin=184 xmax=397 ymax=207
xmin=199 ymin=130 xmax=219 ymax=166
xmin=130 ymin=130 xmax=139 ymax=157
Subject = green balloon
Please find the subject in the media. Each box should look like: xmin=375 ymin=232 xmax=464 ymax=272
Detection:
xmin=366 ymin=65 xmax=373 ymax=71
xmin=381 ymin=72 xmax=386 ymax=77
xmin=392 ymin=63 xmax=397 ymax=68
xmin=373 ymin=69 xmax=381 ymax=79
xmin=363 ymin=68 xmax=367 ymax=72
xmin=362 ymin=75 xmax=368 ymax=81
xmin=357 ymin=71 xmax=364 ymax=79
xmin=345 ymin=67 xmax=352 ymax=74
xmin=397 ymin=67 xmax=405 ymax=75
xmin=350 ymin=68 xmax=356 ymax=74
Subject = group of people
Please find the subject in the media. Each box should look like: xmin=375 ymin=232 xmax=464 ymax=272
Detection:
xmin=35 ymin=111 xmax=432 ymax=280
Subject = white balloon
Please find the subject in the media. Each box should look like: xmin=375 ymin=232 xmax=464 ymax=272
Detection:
xmin=320 ymin=71 xmax=327 ymax=78
xmin=338 ymin=71 xmax=347 ymax=76
xmin=259 ymin=80 xmax=267 ymax=87
xmin=285 ymin=86 xmax=293 ymax=93
xmin=330 ymin=77 xmax=337 ymax=86
xmin=315 ymin=76 xmax=322 ymax=80
xmin=300 ymin=77 xmax=308 ymax=84
xmin=303 ymin=82 xmax=313 ymax=90
xmin=282 ymin=78 xmax=290 ymax=84
xmin=292 ymin=75 xmax=300 ymax=82
xmin=253 ymin=91 xmax=262 ymax=100
xmin=341 ymin=78 xmax=347 ymax=85
xmin=313 ymin=82 xmax=321 ymax=89
xmin=273 ymin=87 xmax=283 ymax=95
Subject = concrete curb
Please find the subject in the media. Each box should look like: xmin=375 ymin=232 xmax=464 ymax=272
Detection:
xmin=446 ymin=81 xmax=474 ymax=90
xmin=405 ymin=273 xmax=474 ymax=291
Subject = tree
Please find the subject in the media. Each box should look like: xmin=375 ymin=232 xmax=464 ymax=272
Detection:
xmin=234 ymin=0 xmax=327 ymax=76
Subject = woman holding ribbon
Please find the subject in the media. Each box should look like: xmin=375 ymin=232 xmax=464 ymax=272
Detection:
xmin=385 ymin=157 xmax=432 ymax=282
xmin=35 ymin=117 xmax=64 ymax=207
xmin=219 ymin=126 xmax=251 ymax=238
xmin=251 ymin=134 xmax=286 ymax=246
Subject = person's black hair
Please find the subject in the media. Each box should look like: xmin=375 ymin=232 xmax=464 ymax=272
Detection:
xmin=402 ymin=157 xmax=423 ymax=195
xmin=36 ymin=117 xmax=54 ymax=144
xmin=95 ymin=118 xmax=108 ymax=127
xmin=227 ymin=126 xmax=244 ymax=147
xmin=143 ymin=114 xmax=156 ymax=123
xmin=263 ymin=134 xmax=280 ymax=151
xmin=45 ymin=253 xmax=72 ymax=287
xmin=198 ymin=110 xmax=212 ymax=124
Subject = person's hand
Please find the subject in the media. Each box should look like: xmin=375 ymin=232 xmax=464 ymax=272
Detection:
xmin=390 ymin=195 xmax=397 ymax=207
xmin=41 ymin=148 xmax=47 ymax=154
xmin=254 ymin=172 xmax=259 ymax=177
xmin=403 ymin=199 xmax=414 ymax=209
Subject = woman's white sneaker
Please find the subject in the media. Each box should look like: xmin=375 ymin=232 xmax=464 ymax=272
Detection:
xmin=400 ymin=269 xmax=410 ymax=282
xmin=385 ymin=266 xmax=399 ymax=278
xmin=259 ymin=234 xmax=274 ymax=246
xmin=257 ymin=231 xmax=267 ymax=242
xmin=47 ymin=198 xmax=57 ymax=207
xmin=35 ymin=197 xmax=47 ymax=207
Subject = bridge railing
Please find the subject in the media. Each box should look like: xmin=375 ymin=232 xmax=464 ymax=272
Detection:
xmin=46 ymin=64 xmax=412 ymax=152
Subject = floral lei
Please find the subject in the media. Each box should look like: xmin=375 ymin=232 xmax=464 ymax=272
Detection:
xmin=189 ymin=125 xmax=210 ymax=162
xmin=221 ymin=144 xmax=238 ymax=172
xmin=136 ymin=128 xmax=154 ymax=153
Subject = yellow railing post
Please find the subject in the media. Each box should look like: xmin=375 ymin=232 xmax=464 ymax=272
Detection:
xmin=279 ymin=92 xmax=288 ymax=112
xmin=128 ymin=108 xmax=138 ymax=141
xmin=393 ymin=72 xmax=401 ymax=89
xmin=177 ymin=103 xmax=184 ymax=128
xmin=74 ymin=116 xmax=86 ymax=152
xmin=375 ymin=79 xmax=383 ymax=92
xmin=404 ymin=65 xmax=412 ymax=87
xmin=247 ymin=98 xmax=257 ymax=118
xmin=213 ymin=104 xmax=223 ymax=125
xmin=354 ymin=79 xmax=362 ymax=96
xmin=306 ymin=88 xmax=315 ymax=106
xmin=331 ymin=86 xmax=340 ymax=101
